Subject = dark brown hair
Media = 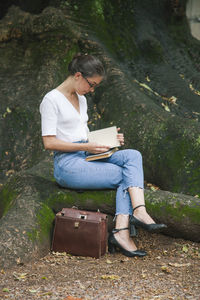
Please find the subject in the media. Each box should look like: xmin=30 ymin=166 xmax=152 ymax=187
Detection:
xmin=68 ymin=53 xmax=105 ymax=78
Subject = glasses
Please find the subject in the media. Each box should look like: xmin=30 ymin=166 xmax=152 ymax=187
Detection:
xmin=82 ymin=75 xmax=98 ymax=89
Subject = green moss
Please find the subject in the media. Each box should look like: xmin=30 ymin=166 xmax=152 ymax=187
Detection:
xmin=47 ymin=191 xmax=76 ymax=208
xmin=26 ymin=188 xmax=114 ymax=242
xmin=27 ymin=203 xmax=55 ymax=242
xmin=196 ymin=136 xmax=200 ymax=146
xmin=27 ymin=229 xmax=40 ymax=241
xmin=91 ymin=0 xmax=105 ymax=20
xmin=0 ymin=185 xmax=17 ymax=217
xmin=145 ymin=197 xmax=200 ymax=224
xmin=46 ymin=189 xmax=115 ymax=209
xmin=63 ymin=45 xmax=79 ymax=73
xmin=69 ymin=0 xmax=137 ymax=60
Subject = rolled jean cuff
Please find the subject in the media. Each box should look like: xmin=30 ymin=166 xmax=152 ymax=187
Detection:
xmin=123 ymin=183 xmax=144 ymax=192
xmin=115 ymin=213 xmax=130 ymax=216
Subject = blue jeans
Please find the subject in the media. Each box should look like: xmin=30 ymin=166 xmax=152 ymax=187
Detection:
xmin=54 ymin=148 xmax=144 ymax=215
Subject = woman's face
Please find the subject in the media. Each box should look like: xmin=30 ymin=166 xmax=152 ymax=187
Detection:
xmin=75 ymin=73 xmax=103 ymax=95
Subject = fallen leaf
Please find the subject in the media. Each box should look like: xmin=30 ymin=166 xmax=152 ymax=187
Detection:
xmin=6 ymin=169 xmax=15 ymax=176
xmin=6 ymin=107 xmax=11 ymax=113
xmin=13 ymin=272 xmax=28 ymax=281
xmin=161 ymin=103 xmax=170 ymax=112
xmin=168 ymin=96 xmax=177 ymax=105
xmin=147 ymin=183 xmax=160 ymax=191
xmin=120 ymin=257 xmax=130 ymax=263
xmin=189 ymin=83 xmax=200 ymax=96
xmin=106 ymin=259 xmax=112 ymax=264
xmin=141 ymin=272 xmax=147 ymax=278
xmin=16 ymin=257 xmax=23 ymax=265
xmin=182 ymin=245 xmax=189 ymax=253
xmin=168 ymin=262 xmax=191 ymax=268
xmin=2 ymin=288 xmax=9 ymax=292
xmin=161 ymin=266 xmax=172 ymax=273
xmin=29 ymin=289 xmax=38 ymax=293
xmin=52 ymin=251 xmax=67 ymax=256
xmin=146 ymin=76 xmax=151 ymax=82
xmin=153 ymin=91 xmax=160 ymax=96
xmin=101 ymin=274 xmax=120 ymax=280
xmin=139 ymin=83 xmax=153 ymax=92
xmin=39 ymin=291 xmax=52 ymax=296
xmin=189 ymin=83 xmax=194 ymax=90
xmin=162 ymin=95 xmax=177 ymax=105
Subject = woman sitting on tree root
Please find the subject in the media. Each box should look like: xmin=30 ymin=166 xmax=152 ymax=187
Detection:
xmin=40 ymin=53 xmax=166 ymax=257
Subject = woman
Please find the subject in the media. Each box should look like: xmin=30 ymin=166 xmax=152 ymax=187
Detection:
xmin=40 ymin=54 xmax=166 ymax=258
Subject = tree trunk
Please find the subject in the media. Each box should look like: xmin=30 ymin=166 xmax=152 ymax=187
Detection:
xmin=0 ymin=1 xmax=200 ymax=268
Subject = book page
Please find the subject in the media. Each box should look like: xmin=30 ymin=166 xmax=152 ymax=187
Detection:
xmin=88 ymin=126 xmax=121 ymax=148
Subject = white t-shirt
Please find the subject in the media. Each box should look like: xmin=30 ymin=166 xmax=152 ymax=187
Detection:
xmin=40 ymin=89 xmax=89 ymax=143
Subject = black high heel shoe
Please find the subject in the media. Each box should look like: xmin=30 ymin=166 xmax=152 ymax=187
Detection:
xmin=129 ymin=205 xmax=167 ymax=237
xmin=108 ymin=228 xmax=147 ymax=257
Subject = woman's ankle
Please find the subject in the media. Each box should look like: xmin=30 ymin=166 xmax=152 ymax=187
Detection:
xmin=114 ymin=229 xmax=129 ymax=239
xmin=133 ymin=209 xmax=155 ymax=224
xmin=133 ymin=205 xmax=146 ymax=216
xmin=114 ymin=231 xmax=137 ymax=251
xmin=115 ymin=214 xmax=129 ymax=229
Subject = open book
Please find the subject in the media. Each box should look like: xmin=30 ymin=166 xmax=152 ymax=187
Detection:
xmin=85 ymin=126 xmax=121 ymax=161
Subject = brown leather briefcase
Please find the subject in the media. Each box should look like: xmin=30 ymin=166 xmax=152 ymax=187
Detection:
xmin=51 ymin=208 xmax=108 ymax=258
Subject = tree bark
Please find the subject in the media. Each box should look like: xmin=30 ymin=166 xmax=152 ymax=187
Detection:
xmin=0 ymin=2 xmax=199 ymax=195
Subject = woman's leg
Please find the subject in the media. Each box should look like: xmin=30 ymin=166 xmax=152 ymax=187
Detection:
xmin=114 ymin=215 xmax=138 ymax=251
xmin=128 ymin=187 xmax=155 ymax=223
xmin=54 ymin=151 xmax=123 ymax=190
xmin=105 ymin=149 xmax=155 ymax=250
xmin=107 ymin=149 xmax=155 ymax=224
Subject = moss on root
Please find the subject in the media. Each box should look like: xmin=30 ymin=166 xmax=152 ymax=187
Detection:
xmin=0 ymin=185 xmax=17 ymax=218
xmin=27 ymin=203 xmax=55 ymax=242
xmin=146 ymin=199 xmax=200 ymax=224
xmin=46 ymin=189 xmax=115 ymax=212
xmin=144 ymin=191 xmax=200 ymax=225
xmin=26 ymin=188 xmax=115 ymax=243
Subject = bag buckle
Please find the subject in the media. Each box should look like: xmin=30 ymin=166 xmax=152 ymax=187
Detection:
xmin=74 ymin=222 xmax=79 ymax=228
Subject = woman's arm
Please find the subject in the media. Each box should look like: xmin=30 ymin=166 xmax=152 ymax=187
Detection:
xmin=42 ymin=136 xmax=111 ymax=154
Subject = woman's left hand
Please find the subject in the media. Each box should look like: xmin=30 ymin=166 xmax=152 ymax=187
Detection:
xmin=117 ymin=127 xmax=124 ymax=146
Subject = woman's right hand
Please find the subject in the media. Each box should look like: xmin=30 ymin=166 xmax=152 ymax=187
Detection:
xmin=85 ymin=142 xmax=111 ymax=154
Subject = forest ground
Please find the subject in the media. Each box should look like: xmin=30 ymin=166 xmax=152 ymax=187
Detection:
xmin=0 ymin=231 xmax=199 ymax=300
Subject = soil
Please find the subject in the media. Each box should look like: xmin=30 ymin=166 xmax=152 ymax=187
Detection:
xmin=0 ymin=231 xmax=199 ymax=300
